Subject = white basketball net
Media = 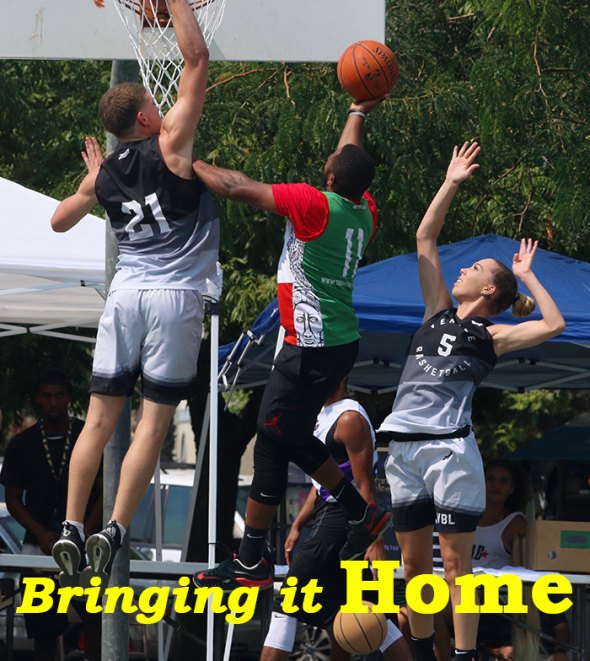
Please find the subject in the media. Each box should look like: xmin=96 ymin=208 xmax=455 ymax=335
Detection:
xmin=112 ymin=0 xmax=227 ymax=111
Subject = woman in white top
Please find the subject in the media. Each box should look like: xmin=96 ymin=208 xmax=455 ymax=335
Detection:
xmin=473 ymin=460 xmax=528 ymax=569
xmin=474 ymin=461 xmax=570 ymax=661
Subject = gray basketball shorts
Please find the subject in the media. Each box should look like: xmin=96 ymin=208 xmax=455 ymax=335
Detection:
xmin=91 ymin=288 xmax=204 ymax=405
xmin=384 ymin=432 xmax=485 ymax=533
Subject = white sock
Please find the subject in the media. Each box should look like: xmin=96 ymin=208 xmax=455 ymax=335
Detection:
xmin=65 ymin=520 xmax=85 ymax=542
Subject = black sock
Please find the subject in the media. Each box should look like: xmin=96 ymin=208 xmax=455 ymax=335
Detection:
xmin=238 ymin=525 xmax=268 ymax=567
xmin=453 ymin=648 xmax=477 ymax=661
xmin=410 ymin=635 xmax=436 ymax=661
xmin=328 ymin=478 xmax=367 ymax=521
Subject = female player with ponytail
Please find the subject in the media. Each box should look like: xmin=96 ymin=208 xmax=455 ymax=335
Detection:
xmin=379 ymin=142 xmax=565 ymax=661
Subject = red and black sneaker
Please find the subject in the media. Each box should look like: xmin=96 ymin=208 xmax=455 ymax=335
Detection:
xmin=193 ymin=556 xmax=273 ymax=592
xmin=339 ymin=501 xmax=393 ymax=560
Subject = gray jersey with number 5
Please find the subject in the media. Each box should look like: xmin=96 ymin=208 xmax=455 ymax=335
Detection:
xmin=379 ymin=308 xmax=497 ymax=435
xmin=95 ymin=136 xmax=219 ymax=292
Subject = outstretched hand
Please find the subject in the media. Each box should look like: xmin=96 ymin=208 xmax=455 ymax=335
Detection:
xmin=445 ymin=141 xmax=480 ymax=185
xmin=512 ymin=238 xmax=538 ymax=279
xmin=77 ymin=137 xmax=104 ymax=197
xmin=81 ymin=136 xmax=104 ymax=175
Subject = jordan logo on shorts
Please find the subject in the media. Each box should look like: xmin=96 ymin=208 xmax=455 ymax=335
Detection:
xmin=263 ymin=413 xmax=283 ymax=435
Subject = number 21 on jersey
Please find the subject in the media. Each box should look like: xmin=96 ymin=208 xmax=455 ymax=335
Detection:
xmin=122 ymin=193 xmax=171 ymax=241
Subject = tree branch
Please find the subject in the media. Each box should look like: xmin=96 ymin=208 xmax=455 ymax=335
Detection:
xmin=206 ymin=68 xmax=274 ymax=93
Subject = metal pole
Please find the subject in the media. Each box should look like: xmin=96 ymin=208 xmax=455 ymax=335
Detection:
xmin=102 ymin=58 xmax=140 ymax=661
xmin=153 ymin=458 xmax=165 ymax=661
xmin=206 ymin=299 xmax=220 ymax=661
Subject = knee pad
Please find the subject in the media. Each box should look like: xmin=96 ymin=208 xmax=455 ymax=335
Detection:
xmin=250 ymin=435 xmax=289 ymax=506
xmin=289 ymin=437 xmax=331 ymax=476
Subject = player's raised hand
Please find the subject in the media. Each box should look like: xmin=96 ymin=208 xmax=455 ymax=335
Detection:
xmin=445 ymin=141 xmax=480 ymax=185
xmin=81 ymin=136 xmax=104 ymax=176
xmin=512 ymin=238 xmax=538 ymax=279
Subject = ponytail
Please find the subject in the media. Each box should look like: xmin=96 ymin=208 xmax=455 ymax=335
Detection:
xmin=512 ymin=292 xmax=536 ymax=318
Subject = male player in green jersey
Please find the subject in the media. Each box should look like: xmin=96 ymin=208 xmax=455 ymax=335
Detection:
xmin=193 ymin=97 xmax=390 ymax=591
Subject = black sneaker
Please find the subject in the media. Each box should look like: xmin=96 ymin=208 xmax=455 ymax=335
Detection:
xmin=52 ymin=522 xmax=87 ymax=588
xmin=80 ymin=519 xmax=122 ymax=589
xmin=193 ymin=556 xmax=273 ymax=592
xmin=339 ymin=501 xmax=393 ymax=560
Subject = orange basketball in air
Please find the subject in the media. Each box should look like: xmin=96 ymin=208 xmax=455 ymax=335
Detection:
xmin=337 ymin=40 xmax=398 ymax=101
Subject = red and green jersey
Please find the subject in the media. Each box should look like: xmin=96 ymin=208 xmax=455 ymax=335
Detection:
xmin=272 ymin=183 xmax=378 ymax=347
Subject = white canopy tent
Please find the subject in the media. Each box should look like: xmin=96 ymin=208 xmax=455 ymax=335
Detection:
xmin=0 ymin=174 xmax=221 ymax=659
xmin=0 ymin=176 xmax=106 ymax=342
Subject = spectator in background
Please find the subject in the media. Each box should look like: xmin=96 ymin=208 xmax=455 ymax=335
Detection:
xmin=434 ymin=460 xmax=571 ymax=661
xmin=0 ymin=369 xmax=102 ymax=661
xmin=475 ymin=460 xmax=571 ymax=661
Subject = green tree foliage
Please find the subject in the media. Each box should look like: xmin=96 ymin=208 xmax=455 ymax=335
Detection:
xmin=0 ymin=0 xmax=588 ymax=451
xmin=473 ymin=388 xmax=590 ymax=459
xmin=0 ymin=60 xmax=110 ymax=196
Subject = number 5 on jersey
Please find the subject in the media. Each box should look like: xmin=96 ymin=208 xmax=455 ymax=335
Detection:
xmin=438 ymin=333 xmax=457 ymax=357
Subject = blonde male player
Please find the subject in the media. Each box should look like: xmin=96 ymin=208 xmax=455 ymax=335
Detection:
xmin=51 ymin=0 xmax=218 ymax=587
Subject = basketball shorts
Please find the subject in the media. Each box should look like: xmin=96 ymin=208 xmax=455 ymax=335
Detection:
xmin=275 ymin=527 xmax=376 ymax=628
xmin=91 ymin=288 xmax=204 ymax=405
xmin=384 ymin=432 xmax=485 ymax=533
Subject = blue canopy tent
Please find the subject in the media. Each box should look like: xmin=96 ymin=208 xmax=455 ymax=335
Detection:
xmin=511 ymin=412 xmax=590 ymax=461
xmin=509 ymin=412 xmax=590 ymax=524
xmin=219 ymin=234 xmax=590 ymax=393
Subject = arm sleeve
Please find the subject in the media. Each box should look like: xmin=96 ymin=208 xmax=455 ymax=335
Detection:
xmin=363 ymin=191 xmax=379 ymax=243
xmin=271 ymin=183 xmax=330 ymax=241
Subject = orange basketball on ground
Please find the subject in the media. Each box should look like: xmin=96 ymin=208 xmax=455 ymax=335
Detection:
xmin=333 ymin=601 xmax=387 ymax=655
xmin=337 ymin=40 xmax=398 ymax=101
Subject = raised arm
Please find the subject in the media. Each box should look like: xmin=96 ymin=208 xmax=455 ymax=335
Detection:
xmin=417 ymin=141 xmax=480 ymax=320
xmin=160 ymin=0 xmax=209 ymax=167
xmin=193 ymin=160 xmax=278 ymax=213
xmin=51 ymin=137 xmax=102 ymax=232
xmin=336 ymin=97 xmax=385 ymax=151
xmin=489 ymin=239 xmax=565 ymax=355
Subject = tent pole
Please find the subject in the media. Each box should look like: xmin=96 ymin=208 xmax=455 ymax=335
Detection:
xmin=206 ymin=297 xmax=220 ymax=661
xmin=166 ymin=396 xmax=211 ymax=661
xmin=153 ymin=457 xmax=164 ymax=661
xmin=182 ymin=395 xmax=211 ymax=562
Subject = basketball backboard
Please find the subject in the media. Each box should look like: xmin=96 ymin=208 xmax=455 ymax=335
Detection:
xmin=0 ymin=0 xmax=385 ymax=62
